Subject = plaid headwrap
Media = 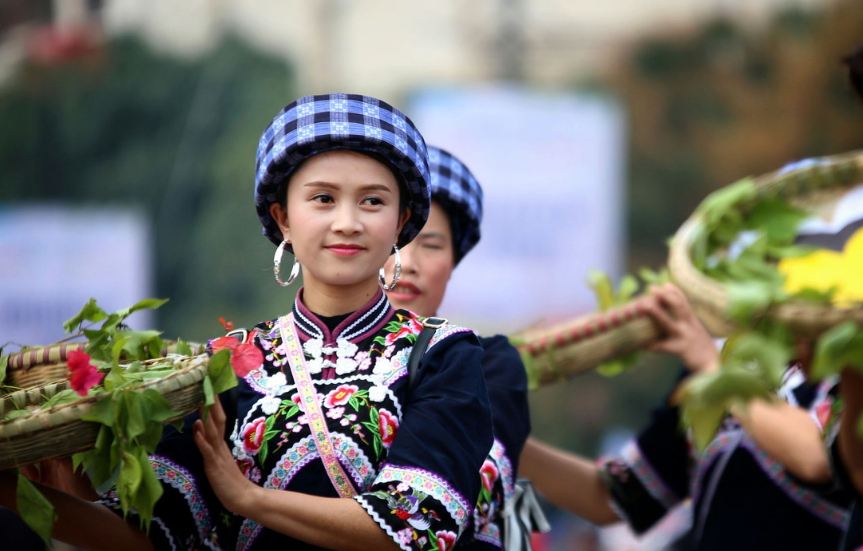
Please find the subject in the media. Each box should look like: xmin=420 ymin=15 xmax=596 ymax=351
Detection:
xmin=255 ymin=94 xmax=431 ymax=249
xmin=428 ymin=146 xmax=484 ymax=264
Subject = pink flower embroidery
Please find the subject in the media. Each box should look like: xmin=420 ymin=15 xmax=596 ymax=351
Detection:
xmin=815 ymin=399 xmax=833 ymax=429
xmin=378 ymin=408 xmax=399 ymax=447
xmin=436 ymin=530 xmax=457 ymax=551
xmin=480 ymin=460 xmax=499 ymax=492
xmin=384 ymin=316 xmax=423 ymax=346
xmin=241 ymin=418 xmax=267 ymax=454
xmin=324 ymin=385 xmax=359 ymax=408
xmin=66 ymin=350 xmax=104 ymax=396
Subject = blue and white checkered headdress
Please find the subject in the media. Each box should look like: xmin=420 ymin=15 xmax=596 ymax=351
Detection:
xmin=427 ymin=146 xmax=483 ymax=264
xmin=255 ymin=94 xmax=431 ymax=249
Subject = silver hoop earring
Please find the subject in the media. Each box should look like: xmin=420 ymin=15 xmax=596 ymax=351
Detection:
xmin=274 ymin=240 xmax=301 ymax=287
xmin=379 ymin=244 xmax=401 ymax=291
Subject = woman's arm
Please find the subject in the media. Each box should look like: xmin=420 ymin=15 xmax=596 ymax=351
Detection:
xmin=731 ymin=397 xmax=831 ymax=484
xmin=838 ymin=369 xmax=863 ymax=494
xmin=518 ymin=437 xmax=619 ymax=525
xmin=0 ymin=471 xmax=153 ymax=551
xmin=646 ymin=284 xmax=830 ymax=484
xmin=193 ymin=397 xmax=399 ymax=551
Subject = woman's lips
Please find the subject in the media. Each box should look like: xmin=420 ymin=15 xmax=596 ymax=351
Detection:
xmin=387 ymin=282 xmax=421 ymax=302
xmin=326 ymin=244 xmax=365 ymax=256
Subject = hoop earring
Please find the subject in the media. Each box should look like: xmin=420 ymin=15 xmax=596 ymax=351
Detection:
xmin=274 ymin=240 xmax=301 ymax=287
xmin=379 ymin=244 xmax=401 ymax=291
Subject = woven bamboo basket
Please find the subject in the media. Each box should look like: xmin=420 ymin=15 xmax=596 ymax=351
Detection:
xmin=4 ymin=341 xmax=203 ymax=389
xmin=669 ymin=150 xmax=863 ymax=338
xmin=515 ymin=300 xmax=664 ymax=386
xmin=0 ymin=354 xmax=209 ymax=470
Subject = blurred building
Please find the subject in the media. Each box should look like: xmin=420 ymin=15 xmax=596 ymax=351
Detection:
xmin=0 ymin=0 xmax=842 ymax=97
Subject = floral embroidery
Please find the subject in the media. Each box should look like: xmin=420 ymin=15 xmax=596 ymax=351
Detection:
xmin=480 ymin=460 xmax=498 ymax=493
xmin=378 ymin=408 xmax=400 ymax=448
xmin=241 ymin=418 xmax=267 ymax=455
xmin=325 ymin=385 xmax=360 ymax=408
xmin=150 ymin=455 xmax=220 ymax=550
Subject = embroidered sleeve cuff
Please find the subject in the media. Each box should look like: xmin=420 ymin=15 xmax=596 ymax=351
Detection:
xmin=355 ymin=465 xmax=471 ymax=551
xmin=599 ymin=442 xmax=681 ymax=535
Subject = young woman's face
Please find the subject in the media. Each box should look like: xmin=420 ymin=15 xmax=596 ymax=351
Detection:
xmin=384 ymin=201 xmax=455 ymax=316
xmin=269 ymin=150 xmax=408 ymax=290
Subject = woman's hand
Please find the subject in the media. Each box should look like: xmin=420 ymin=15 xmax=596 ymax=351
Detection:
xmin=19 ymin=457 xmax=98 ymax=501
xmin=193 ymin=397 xmax=259 ymax=516
xmin=641 ymin=282 xmax=720 ymax=374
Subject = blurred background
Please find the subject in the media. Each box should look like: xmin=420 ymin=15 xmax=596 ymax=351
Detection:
xmin=2 ymin=0 xmax=863 ymax=549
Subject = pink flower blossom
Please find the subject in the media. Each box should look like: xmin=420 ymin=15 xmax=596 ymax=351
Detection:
xmin=241 ymin=418 xmax=267 ymax=454
xmin=66 ymin=350 xmax=103 ymax=396
xmin=378 ymin=408 xmax=399 ymax=447
xmin=324 ymin=385 xmax=359 ymax=408
xmin=326 ymin=406 xmax=345 ymax=419
xmin=480 ymin=460 xmax=499 ymax=492
xmin=436 ymin=530 xmax=457 ymax=551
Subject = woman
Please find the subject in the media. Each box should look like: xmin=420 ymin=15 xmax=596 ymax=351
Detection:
xmin=519 ymin=220 xmax=858 ymax=548
xmin=382 ymin=146 xmax=532 ymax=550
xmin=0 ymin=94 xmax=494 ymax=551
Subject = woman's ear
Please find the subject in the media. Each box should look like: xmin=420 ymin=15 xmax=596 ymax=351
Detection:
xmin=395 ymin=207 xmax=412 ymax=242
xmin=270 ymin=202 xmax=290 ymax=243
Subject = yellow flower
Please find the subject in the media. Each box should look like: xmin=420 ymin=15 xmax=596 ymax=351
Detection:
xmin=778 ymin=227 xmax=863 ymax=306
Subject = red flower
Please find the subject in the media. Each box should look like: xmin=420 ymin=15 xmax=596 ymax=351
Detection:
xmin=436 ymin=530 xmax=457 ymax=551
xmin=378 ymin=409 xmax=399 ymax=447
xmin=480 ymin=460 xmax=499 ymax=492
xmin=241 ymin=418 xmax=267 ymax=454
xmin=211 ymin=337 xmax=263 ymax=377
xmin=324 ymin=385 xmax=359 ymax=408
xmin=66 ymin=350 xmax=103 ymax=396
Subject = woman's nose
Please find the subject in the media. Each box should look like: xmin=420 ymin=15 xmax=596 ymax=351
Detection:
xmin=331 ymin=205 xmax=362 ymax=234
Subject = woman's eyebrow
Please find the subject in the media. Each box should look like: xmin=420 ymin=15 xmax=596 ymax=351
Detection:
xmin=303 ymin=181 xmax=394 ymax=193
xmin=419 ymin=232 xmax=448 ymax=240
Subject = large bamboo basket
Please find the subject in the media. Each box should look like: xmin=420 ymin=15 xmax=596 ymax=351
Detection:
xmin=4 ymin=341 xmax=203 ymax=389
xmin=0 ymin=354 xmax=209 ymax=470
xmin=669 ymin=150 xmax=863 ymax=338
xmin=515 ymin=300 xmax=664 ymax=386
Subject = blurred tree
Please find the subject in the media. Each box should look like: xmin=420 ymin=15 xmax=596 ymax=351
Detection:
xmin=0 ymin=34 xmax=298 ymax=340
xmin=608 ymin=0 xmax=863 ymax=271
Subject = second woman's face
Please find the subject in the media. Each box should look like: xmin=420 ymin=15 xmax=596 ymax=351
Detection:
xmin=270 ymin=150 xmax=407 ymax=290
xmin=384 ymin=201 xmax=455 ymax=316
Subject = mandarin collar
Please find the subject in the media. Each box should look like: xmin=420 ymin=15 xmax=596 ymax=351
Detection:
xmin=291 ymin=287 xmax=394 ymax=345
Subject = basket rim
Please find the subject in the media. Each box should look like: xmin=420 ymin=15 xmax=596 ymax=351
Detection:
xmin=0 ymin=354 xmax=210 ymax=439
xmin=668 ymin=151 xmax=863 ymax=336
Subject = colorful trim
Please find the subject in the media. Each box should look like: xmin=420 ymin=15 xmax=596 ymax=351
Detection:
xmin=354 ymin=495 xmax=413 ymax=551
xmin=279 ymin=314 xmax=357 ymax=498
xmin=620 ymin=440 xmax=680 ymax=509
xmin=741 ymin=435 xmax=850 ymax=528
xmin=427 ymin=325 xmax=474 ymax=351
xmin=150 ymin=455 xmax=221 ymax=551
xmin=374 ymin=464 xmax=472 ymax=528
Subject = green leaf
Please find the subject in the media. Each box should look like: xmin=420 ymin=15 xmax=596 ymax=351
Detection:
xmin=207 ymin=349 xmax=237 ymax=396
xmin=133 ymin=448 xmax=162 ymax=531
xmin=140 ymin=389 xmax=175 ymax=423
xmin=682 ymin=400 xmax=727 ymax=452
xmin=115 ymin=298 xmax=169 ymax=319
xmin=0 ymin=354 xmax=7 ymax=386
xmin=16 ymin=473 xmax=56 ymax=544
xmin=175 ymin=339 xmax=193 ymax=356
xmin=812 ymin=321 xmax=863 ymax=380
xmin=726 ymin=281 xmax=776 ymax=322
xmin=81 ymin=395 xmax=115 ymax=425
xmin=747 ymin=197 xmax=809 ymax=245
xmin=588 ymin=271 xmax=615 ymax=311
xmin=116 ymin=451 xmax=143 ymax=517
xmin=63 ymin=298 xmax=108 ymax=334
xmin=202 ymin=376 xmax=215 ymax=411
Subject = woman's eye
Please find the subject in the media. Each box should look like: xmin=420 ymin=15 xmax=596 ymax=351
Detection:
xmin=363 ymin=197 xmax=384 ymax=206
xmin=422 ymin=243 xmax=444 ymax=250
xmin=312 ymin=194 xmax=334 ymax=204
